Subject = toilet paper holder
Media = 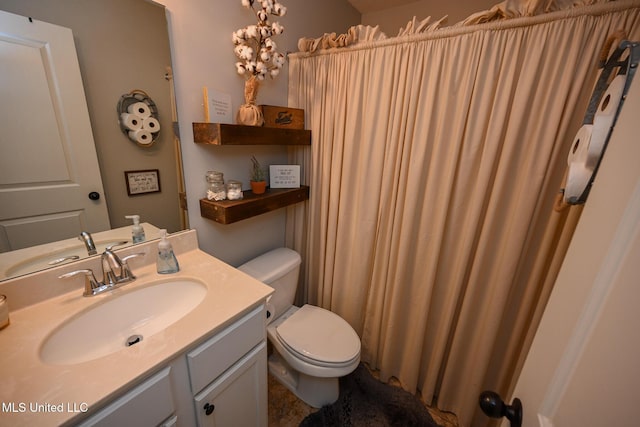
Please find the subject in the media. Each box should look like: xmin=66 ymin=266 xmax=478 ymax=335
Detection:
xmin=117 ymin=89 xmax=161 ymax=147
xmin=558 ymin=36 xmax=639 ymax=208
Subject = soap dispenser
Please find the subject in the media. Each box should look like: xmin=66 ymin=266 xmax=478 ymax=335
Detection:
xmin=125 ymin=215 xmax=145 ymax=243
xmin=157 ymin=229 xmax=180 ymax=274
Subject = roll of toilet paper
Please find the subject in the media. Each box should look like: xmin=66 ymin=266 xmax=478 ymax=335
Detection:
xmin=127 ymin=101 xmax=152 ymax=118
xmin=595 ymin=74 xmax=626 ymax=122
xmin=120 ymin=113 xmax=143 ymax=131
xmin=586 ymin=76 xmax=625 ymax=170
xmin=128 ymin=129 xmax=153 ymax=145
xmin=566 ymin=124 xmax=592 ymax=166
xmin=587 ymin=115 xmax=610 ymax=169
xmin=564 ymin=162 xmax=591 ymax=204
xmin=142 ymin=116 xmax=161 ymax=133
xmin=565 ymin=124 xmax=594 ymax=204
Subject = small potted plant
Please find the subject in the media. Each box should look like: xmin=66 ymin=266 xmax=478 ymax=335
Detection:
xmin=250 ymin=155 xmax=267 ymax=194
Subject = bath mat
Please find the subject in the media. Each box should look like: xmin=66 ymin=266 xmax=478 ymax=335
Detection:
xmin=299 ymin=363 xmax=442 ymax=427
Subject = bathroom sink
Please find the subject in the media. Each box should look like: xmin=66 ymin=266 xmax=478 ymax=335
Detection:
xmin=40 ymin=279 xmax=207 ymax=365
xmin=5 ymin=240 xmax=128 ymax=278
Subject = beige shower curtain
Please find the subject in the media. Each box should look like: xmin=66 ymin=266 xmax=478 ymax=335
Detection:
xmin=286 ymin=1 xmax=640 ymax=425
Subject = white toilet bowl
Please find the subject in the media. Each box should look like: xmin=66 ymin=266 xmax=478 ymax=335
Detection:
xmin=266 ymin=305 xmax=360 ymax=408
xmin=238 ymin=248 xmax=361 ymax=408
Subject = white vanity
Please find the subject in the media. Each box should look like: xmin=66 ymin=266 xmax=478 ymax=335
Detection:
xmin=0 ymin=230 xmax=273 ymax=426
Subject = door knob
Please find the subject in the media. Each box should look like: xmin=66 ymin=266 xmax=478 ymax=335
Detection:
xmin=479 ymin=390 xmax=522 ymax=427
xmin=203 ymin=402 xmax=215 ymax=415
xmin=88 ymin=191 xmax=100 ymax=200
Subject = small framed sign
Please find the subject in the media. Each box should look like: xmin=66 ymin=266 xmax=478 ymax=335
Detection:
xmin=125 ymin=169 xmax=161 ymax=196
xmin=270 ymin=165 xmax=300 ymax=188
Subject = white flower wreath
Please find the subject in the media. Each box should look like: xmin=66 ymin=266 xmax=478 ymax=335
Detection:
xmin=233 ymin=0 xmax=286 ymax=80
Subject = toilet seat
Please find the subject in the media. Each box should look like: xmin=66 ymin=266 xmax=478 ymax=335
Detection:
xmin=275 ymin=304 xmax=360 ymax=367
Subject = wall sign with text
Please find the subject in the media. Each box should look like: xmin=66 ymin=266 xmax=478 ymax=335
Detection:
xmin=125 ymin=169 xmax=161 ymax=196
xmin=270 ymin=165 xmax=300 ymax=188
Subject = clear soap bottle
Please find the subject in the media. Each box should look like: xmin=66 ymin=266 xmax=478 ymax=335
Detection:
xmin=156 ymin=229 xmax=180 ymax=274
xmin=125 ymin=215 xmax=145 ymax=243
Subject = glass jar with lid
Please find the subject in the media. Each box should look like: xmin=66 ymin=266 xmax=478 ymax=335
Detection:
xmin=226 ymin=180 xmax=243 ymax=200
xmin=206 ymin=170 xmax=224 ymax=184
xmin=206 ymin=171 xmax=226 ymax=201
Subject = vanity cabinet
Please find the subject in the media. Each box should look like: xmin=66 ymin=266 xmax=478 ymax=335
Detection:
xmin=76 ymin=367 xmax=175 ymax=427
xmin=76 ymin=305 xmax=267 ymax=427
xmin=187 ymin=305 xmax=268 ymax=426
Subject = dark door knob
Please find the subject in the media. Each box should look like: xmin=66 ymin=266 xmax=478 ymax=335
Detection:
xmin=203 ymin=403 xmax=215 ymax=415
xmin=88 ymin=191 xmax=100 ymax=200
xmin=479 ymin=390 xmax=522 ymax=427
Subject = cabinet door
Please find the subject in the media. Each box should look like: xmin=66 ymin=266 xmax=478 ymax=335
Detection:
xmin=194 ymin=342 xmax=267 ymax=427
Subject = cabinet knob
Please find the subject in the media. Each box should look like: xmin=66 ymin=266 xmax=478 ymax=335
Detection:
xmin=203 ymin=402 xmax=215 ymax=415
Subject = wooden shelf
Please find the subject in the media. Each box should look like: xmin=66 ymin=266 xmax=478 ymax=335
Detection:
xmin=193 ymin=122 xmax=311 ymax=145
xmin=200 ymin=186 xmax=309 ymax=224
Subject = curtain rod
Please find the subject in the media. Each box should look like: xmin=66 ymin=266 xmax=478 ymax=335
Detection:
xmin=289 ymin=0 xmax=640 ymax=59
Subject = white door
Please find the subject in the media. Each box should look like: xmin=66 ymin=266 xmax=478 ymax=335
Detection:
xmin=0 ymin=10 xmax=110 ymax=252
xmin=502 ymin=73 xmax=640 ymax=426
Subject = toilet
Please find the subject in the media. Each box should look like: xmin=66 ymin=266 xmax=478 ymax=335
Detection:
xmin=239 ymin=247 xmax=361 ymax=408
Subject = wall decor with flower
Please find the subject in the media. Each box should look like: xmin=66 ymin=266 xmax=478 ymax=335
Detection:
xmin=233 ymin=0 xmax=287 ymax=126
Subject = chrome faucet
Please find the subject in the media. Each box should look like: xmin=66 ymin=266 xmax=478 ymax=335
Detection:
xmin=59 ymin=248 xmax=144 ymax=297
xmin=101 ymin=248 xmax=143 ymax=285
xmin=78 ymin=231 xmax=97 ymax=256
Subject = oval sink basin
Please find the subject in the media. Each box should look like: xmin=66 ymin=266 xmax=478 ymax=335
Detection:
xmin=5 ymin=240 xmax=129 ymax=278
xmin=40 ymin=280 xmax=207 ymax=365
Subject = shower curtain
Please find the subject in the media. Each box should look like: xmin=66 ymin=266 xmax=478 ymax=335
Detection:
xmin=286 ymin=1 xmax=640 ymax=425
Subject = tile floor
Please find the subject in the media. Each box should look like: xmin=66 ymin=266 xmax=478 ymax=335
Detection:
xmin=267 ymin=370 xmax=459 ymax=427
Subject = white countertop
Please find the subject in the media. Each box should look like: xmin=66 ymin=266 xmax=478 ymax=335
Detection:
xmin=0 ymin=230 xmax=273 ymax=426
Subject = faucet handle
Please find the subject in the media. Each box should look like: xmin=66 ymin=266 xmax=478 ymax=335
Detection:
xmin=59 ymin=269 xmax=107 ymax=297
xmin=120 ymin=253 xmax=145 ymax=280
xmin=48 ymin=255 xmax=80 ymax=266
xmin=105 ymin=241 xmax=129 ymax=251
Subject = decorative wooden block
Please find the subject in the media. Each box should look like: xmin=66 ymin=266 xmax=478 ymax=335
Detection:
xmin=260 ymin=105 xmax=304 ymax=129
xmin=200 ymin=186 xmax=309 ymax=224
xmin=192 ymin=122 xmax=311 ymax=145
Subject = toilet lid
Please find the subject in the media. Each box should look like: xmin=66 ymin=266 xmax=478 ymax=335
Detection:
xmin=276 ymin=305 xmax=360 ymax=364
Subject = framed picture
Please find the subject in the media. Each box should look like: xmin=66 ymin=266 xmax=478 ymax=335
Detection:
xmin=125 ymin=169 xmax=161 ymax=196
xmin=270 ymin=165 xmax=300 ymax=188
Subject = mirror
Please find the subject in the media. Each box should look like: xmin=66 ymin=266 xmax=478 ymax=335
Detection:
xmin=0 ymin=0 xmax=187 ymax=281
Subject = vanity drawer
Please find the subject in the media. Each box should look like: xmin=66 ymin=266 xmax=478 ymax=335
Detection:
xmin=77 ymin=367 xmax=174 ymax=427
xmin=187 ymin=304 xmax=265 ymax=394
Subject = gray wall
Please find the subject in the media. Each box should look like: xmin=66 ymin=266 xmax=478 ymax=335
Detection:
xmin=161 ymin=0 xmax=361 ymax=266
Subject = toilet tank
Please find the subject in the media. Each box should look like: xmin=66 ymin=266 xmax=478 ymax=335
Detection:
xmin=238 ymin=248 xmax=301 ymax=320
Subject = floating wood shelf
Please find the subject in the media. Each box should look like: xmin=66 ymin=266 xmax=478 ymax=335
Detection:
xmin=193 ymin=122 xmax=311 ymax=145
xmin=200 ymin=186 xmax=309 ymax=224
